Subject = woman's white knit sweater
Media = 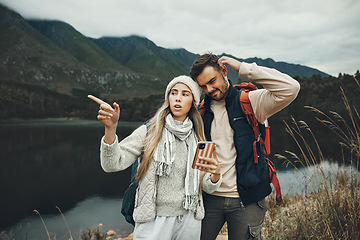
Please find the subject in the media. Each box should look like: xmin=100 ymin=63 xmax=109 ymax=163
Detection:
xmin=100 ymin=124 xmax=221 ymax=220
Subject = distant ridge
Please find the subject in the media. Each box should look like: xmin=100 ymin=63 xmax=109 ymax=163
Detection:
xmin=0 ymin=3 xmax=329 ymax=101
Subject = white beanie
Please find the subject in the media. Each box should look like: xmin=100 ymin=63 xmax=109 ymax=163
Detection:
xmin=165 ymin=75 xmax=201 ymax=106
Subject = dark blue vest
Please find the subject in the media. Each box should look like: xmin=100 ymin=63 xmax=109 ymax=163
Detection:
xmin=202 ymin=82 xmax=272 ymax=205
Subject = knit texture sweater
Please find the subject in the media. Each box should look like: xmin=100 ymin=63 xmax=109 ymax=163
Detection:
xmin=156 ymin=134 xmax=188 ymax=216
xmin=100 ymin=124 xmax=221 ymax=218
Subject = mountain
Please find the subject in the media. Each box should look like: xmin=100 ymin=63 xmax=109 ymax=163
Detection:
xmin=0 ymin=4 xmax=88 ymax=92
xmin=244 ymin=57 xmax=327 ymax=78
xmin=91 ymin=37 xmax=329 ymax=81
xmin=27 ymin=20 xmax=131 ymax=71
xmin=90 ymin=36 xmax=199 ymax=80
xmin=0 ymin=3 xmax=329 ymax=97
xmin=0 ymin=4 xmax=332 ymax=120
xmin=0 ymin=5 xmax=166 ymax=100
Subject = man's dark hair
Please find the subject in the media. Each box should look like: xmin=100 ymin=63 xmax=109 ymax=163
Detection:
xmin=190 ymin=53 xmax=221 ymax=81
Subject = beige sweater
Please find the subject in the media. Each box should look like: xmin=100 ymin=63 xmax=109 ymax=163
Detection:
xmin=211 ymin=62 xmax=300 ymax=198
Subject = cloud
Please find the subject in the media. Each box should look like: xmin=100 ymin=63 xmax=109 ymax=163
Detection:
xmin=1 ymin=0 xmax=359 ymax=75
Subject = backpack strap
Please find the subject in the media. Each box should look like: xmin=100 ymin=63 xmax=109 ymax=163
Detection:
xmin=267 ymin=158 xmax=283 ymax=205
xmin=240 ymin=90 xmax=282 ymax=205
xmin=130 ymin=157 xmax=139 ymax=182
xmin=122 ymin=122 xmax=151 ymax=226
xmin=199 ymin=99 xmax=205 ymax=118
xmin=239 ymin=90 xmax=262 ymax=163
xmin=130 ymin=122 xmax=150 ymax=182
xmin=264 ymin=121 xmax=271 ymax=156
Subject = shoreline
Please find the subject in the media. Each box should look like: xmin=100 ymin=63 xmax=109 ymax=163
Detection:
xmin=0 ymin=119 xmax=143 ymax=127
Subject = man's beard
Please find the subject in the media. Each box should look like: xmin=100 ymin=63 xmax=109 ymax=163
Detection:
xmin=209 ymin=75 xmax=229 ymax=101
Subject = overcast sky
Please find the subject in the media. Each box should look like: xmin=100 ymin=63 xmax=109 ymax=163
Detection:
xmin=1 ymin=0 xmax=359 ymax=76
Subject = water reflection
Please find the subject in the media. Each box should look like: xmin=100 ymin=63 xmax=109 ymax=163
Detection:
xmin=0 ymin=120 xmax=141 ymax=232
xmin=8 ymin=196 xmax=134 ymax=240
xmin=277 ymin=160 xmax=359 ymax=197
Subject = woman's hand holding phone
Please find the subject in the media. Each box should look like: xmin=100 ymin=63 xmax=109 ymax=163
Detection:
xmin=193 ymin=142 xmax=221 ymax=183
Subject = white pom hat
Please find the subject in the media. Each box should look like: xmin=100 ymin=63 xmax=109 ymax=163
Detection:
xmin=165 ymin=75 xmax=201 ymax=106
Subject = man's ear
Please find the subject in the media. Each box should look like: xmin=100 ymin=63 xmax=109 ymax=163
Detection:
xmin=220 ymin=64 xmax=228 ymax=77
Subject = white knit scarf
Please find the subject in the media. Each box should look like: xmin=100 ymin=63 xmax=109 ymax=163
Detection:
xmin=153 ymin=114 xmax=199 ymax=211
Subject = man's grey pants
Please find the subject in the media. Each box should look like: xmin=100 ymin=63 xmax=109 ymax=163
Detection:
xmin=200 ymin=194 xmax=267 ymax=240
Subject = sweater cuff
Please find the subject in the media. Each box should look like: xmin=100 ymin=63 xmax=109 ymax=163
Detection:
xmin=100 ymin=134 xmax=119 ymax=156
xmin=203 ymin=172 xmax=222 ymax=194
xmin=238 ymin=62 xmax=257 ymax=79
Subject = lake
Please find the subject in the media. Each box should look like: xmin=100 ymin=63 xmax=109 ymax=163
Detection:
xmin=0 ymin=119 xmax=354 ymax=239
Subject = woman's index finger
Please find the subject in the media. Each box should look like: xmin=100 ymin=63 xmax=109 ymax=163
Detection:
xmin=88 ymin=95 xmax=105 ymax=105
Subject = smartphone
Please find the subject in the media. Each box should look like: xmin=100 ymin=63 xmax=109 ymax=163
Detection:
xmin=192 ymin=141 xmax=215 ymax=169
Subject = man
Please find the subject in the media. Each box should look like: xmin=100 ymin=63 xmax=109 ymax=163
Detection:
xmin=190 ymin=54 xmax=300 ymax=240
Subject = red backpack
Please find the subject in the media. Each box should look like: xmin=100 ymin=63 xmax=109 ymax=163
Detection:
xmin=199 ymin=82 xmax=283 ymax=205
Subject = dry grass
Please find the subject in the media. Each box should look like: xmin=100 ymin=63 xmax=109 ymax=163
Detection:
xmin=262 ymin=76 xmax=360 ymax=239
xmin=33 ymin=209 xmax=51 ymax=240
xmin=263 ymin=174 xmax=360 ymax=239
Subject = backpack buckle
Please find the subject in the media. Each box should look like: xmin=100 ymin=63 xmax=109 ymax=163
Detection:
xmin=257 ymin=133 xmax=261 ymax=142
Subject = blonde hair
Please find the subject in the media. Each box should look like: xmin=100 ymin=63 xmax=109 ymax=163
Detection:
xmin=136 ymin=95 xmax=205 ymax=181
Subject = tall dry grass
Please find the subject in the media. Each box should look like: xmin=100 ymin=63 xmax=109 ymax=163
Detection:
xmin=263 ymin=76 xmax=360 ymax=239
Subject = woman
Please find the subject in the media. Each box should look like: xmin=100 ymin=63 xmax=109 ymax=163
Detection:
xmin=88 ymin=76 xmax=222 ymax=240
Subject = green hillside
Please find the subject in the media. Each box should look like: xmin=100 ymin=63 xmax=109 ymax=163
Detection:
xmin=0 ymin=4 xmax=88 ymax=89
xmin=27 ymin=20 xmax=131 ymax=71
xmin=0 ymin=4 xmax=167 ymax=99
xmin=91 ymin=36 xmax=195 ymax=80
